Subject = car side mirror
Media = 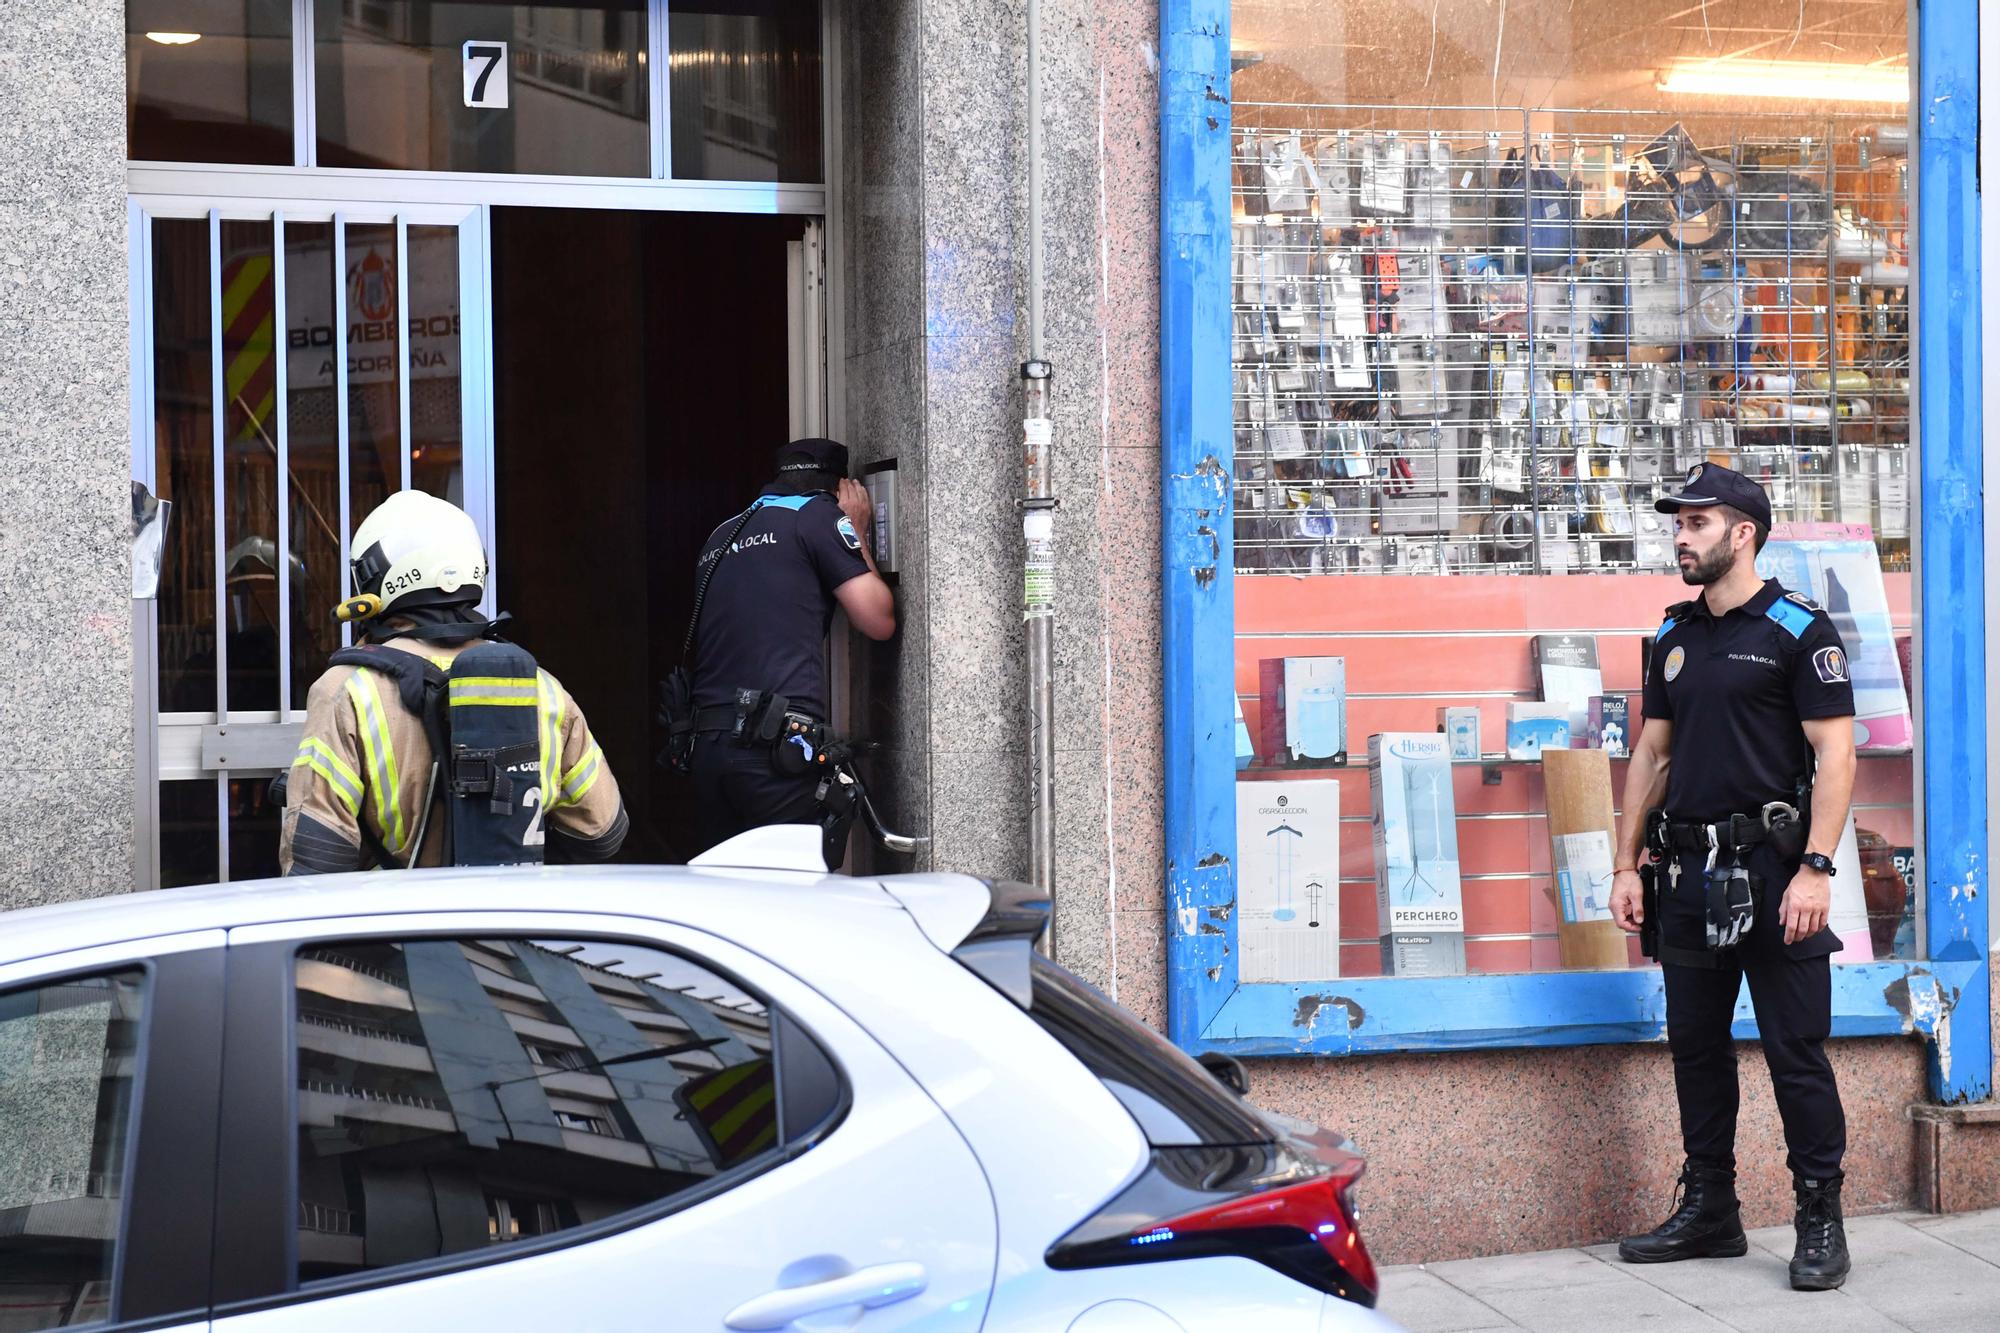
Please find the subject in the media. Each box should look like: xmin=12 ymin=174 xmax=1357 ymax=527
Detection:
xmin=1197 ymin=1050 xmax=1250 ymax=1097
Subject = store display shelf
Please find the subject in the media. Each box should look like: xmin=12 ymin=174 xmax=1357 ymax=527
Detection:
xmin=1243 ymin=745 xmax=1913 ymax=780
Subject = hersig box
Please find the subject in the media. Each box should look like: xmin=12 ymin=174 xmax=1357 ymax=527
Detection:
xmin=1235 ymin=780 xmax=1342 ymax=983
xmin=1369 ymin=733 xmax=1466 ymax=976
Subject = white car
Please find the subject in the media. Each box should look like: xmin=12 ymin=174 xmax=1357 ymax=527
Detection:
xmin=0 ymin=827 xmax=1396 ymax=1333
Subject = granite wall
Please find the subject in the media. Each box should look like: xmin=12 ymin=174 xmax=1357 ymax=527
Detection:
xmin=840 ymin=0 xmax=1165 ymax=999
xmin=0 ymin=0 xmax=134 ymax=908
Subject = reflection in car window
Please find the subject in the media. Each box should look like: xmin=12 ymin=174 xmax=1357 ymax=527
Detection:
xmin=0 ymin=971 xmax=145 ymax=1330
xmin=1028 ymin=956 xmax=1274 ymax=1148
xmin=293 ymin=939 xmax=786 ymax=1284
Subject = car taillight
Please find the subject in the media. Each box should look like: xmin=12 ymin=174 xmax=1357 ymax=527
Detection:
xmin=1047 ymin=1148 xmax=1379 ymax=1308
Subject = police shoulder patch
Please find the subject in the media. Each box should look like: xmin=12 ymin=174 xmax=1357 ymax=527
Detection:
xmin=1763 ymin=596 xmax=1815 ymax=640
xmin=836 ymin=515 xmax=863 ymax=552
xmin=1784 ymin=591 xmax=1823 ymax=613
xmin=1813 ymin=645 xmax=1849 ymax=684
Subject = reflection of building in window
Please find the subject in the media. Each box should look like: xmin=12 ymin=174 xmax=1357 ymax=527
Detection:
xmin=0 ymin=973 xmax=143 ymax=1329
xmin=674 ymin=17 xmax=782 ymax=167
xmin=293 ymin=939 xmax=775 ymax=1282
xmin=514 ymin=9 xmax=645 ymax=117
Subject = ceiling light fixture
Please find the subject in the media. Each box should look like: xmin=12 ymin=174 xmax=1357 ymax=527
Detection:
xmin=144 ymin=31 xmax=203 ymax=45
xmin=1658 ymin=58 xmax=1908 ymax=104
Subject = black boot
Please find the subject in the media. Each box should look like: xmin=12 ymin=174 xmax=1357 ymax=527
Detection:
xmin=1789 ymin=1176 xmax=1851 ymax=1291
xmin=1618 ymin=1162 xmax=1748 ymax=1263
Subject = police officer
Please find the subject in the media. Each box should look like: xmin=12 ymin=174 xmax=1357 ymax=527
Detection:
xmin=1609 ymin=463 xmax=1858 ymax=1291
xmin=280 ymin=491 xmax=628 ymax=873
xmin=684 ymin=438 xmax=896 ymax=863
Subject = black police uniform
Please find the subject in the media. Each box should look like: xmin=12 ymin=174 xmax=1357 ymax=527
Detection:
xmin=688 ymin=489 xmax=871 ymax=853
xmin=1644 ymin=576 xmax=1855 ymax=1182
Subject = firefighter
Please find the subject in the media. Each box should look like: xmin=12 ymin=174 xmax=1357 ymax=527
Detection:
xmin=279 ymin=491 xmax=627 ymax=874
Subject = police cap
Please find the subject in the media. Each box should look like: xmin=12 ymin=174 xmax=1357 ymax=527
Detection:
xmin=1653 ymin=461 xmax=1773 ymax=530
xmin=775 ymin=437 xmax=850 ymax=479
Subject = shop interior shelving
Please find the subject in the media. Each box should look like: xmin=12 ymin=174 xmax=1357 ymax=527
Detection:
xmin=1230 ymin=104 xmax=1912 ymax=577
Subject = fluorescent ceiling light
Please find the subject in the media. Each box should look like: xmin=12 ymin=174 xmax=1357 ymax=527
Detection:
xmin=1658 ymin=59 xmax=1908 ymax=104
xmin=144 ymin=31 xmax=202 ymax=46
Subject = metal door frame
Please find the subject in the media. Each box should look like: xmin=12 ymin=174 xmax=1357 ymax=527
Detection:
xmin=130 ymin=200 xmax=834 ymax=887
xmin=126 ymin=1 xmax=847 ymax=887
xmin=128 ymin=196 xmax=493 ymax=888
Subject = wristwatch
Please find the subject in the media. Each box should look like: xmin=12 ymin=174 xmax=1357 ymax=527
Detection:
xmin=1801 ymin=852 xmax=1837 ymax=877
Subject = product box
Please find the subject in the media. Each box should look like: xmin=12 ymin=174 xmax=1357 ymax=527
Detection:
xmin=1378 ymin=492 xmax=1452 ymax=535
xmin=1234 ymin=694 xmax=1255 ymax=771
xmin=1827 ymin=814 xmax=1876 ymax=964
xmin=1258 ymin=657 xmax=1347 ymax=766
xmin=1586 ymin=695 xmax=1630 ymax=756
xmin=1531 ymin=633 xmax=1603 ymax=736
xmin=1369 ymin=733 xmax=1466 ymax=976
xmin=1236 ymin=780 xmax=1343 ymax=983
xmin=1437 ymin=706 xmax=1482 ymax=761
xmin=1757 ymin=527 xmax=1912 ymax=749
xmin=1506 ymin=702 xmax=1570 ymax=759
xmin=1541 ymin=749 xmax=1628 ymax=969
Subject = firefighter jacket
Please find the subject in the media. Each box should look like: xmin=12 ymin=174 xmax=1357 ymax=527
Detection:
xmin=280 ymin=636 xmax=627 ymax=874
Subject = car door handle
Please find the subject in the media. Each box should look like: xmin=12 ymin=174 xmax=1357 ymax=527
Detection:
xmin=723 ymin=1262 xmax=929 ymax=1330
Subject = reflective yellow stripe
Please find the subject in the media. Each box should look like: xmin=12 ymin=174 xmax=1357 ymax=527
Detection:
xmin=557 ymin=744 xmax=602 ymax=808
xmin=709 ymin=1079 xmax=776 ymax=1146
xmin=537 ymin=672 xmax=563 ymax=800
xmin=448 ymin=696 xmax=539 ymax=708
xmin=295 ymin=739 xmax=362 ymax=815
xmin=449 ymin=677 xmax=539 ymax=704
xmin=345 ymin=674 xmax=405 ymax=855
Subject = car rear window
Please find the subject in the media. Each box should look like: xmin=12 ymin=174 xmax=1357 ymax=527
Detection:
xmin=1027 ymin=957 xmax=1272 ymax=1148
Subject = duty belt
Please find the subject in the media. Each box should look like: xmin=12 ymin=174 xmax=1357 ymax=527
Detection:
xmin=691 ymin=704 xmax=745 ymax=735
xmin=1660 ymin=807 xmax=1791 ymax=857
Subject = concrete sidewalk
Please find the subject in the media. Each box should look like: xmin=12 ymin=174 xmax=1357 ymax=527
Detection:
xmin=1377 ymin=1209 xmax=2000 ymax=1332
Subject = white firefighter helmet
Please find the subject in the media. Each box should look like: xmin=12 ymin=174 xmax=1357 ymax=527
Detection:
xmin=339 ymin=490 xmax=488 ymax=624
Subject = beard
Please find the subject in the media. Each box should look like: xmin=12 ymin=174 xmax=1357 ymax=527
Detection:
xmin=1678 ymin=540 xmax=1734 ymax=586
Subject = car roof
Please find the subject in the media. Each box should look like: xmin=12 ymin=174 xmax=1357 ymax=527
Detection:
xmin=0 ymin=864 xmax=995 ymax=971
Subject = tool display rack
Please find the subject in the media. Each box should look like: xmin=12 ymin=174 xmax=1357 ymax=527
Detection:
xmin=1230 ymin=104 xmax=1912 ymax=577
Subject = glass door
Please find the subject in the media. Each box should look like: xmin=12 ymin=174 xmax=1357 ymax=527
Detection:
xmin=129 ymin=199 xmax=490 ymax=888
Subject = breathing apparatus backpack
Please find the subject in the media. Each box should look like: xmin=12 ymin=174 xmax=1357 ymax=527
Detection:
xmin=324 ymin=640 xmax=548 ymax=868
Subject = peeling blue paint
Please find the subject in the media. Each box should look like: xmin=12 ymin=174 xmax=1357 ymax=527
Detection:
xmin=1161 ymin=0 xmax=1236 ymax=1051
xmin=1915 ymin=0 xmax=1989 ymax=1104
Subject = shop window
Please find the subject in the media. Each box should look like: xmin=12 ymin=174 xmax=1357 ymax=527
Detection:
xmin=0 ymin=971 xmax=146 ymax=1330
xmin=1224 ymin=0 xmax=1917 ymax=985
xmin=314 ymin=2 xmax=651 ymax=176
xmin=127 ymin=0 xmax=295 ymax=164
xmin=668 ymin=0 xmax=823 ymax=183
xmin=291 ymin=936 xmax=832 ymax=1286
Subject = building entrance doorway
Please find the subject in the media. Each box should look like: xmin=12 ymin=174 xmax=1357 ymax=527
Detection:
xmin=492 ymin=208 xmax=814 ymax=861
xmin=130 ymin=197 xmax=824 ymax=886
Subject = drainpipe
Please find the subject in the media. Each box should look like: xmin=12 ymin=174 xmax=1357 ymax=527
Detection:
xmin=1022 ymin=0 xmax=1057 ymax=920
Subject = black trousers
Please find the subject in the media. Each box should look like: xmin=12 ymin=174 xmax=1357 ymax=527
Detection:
xmin=1660 ymin=844 xmax=1846 ymax=1181
xmin=690 ymin=735 xmax=844 ymax=868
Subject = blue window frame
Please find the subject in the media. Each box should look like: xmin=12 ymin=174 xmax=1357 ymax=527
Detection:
xmin=1159 ymin=0 xmax=1988 ymax=1101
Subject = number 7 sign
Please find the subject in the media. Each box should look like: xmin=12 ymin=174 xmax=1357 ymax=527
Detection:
xmin=463 ymin=41 xmax=509 ymax=108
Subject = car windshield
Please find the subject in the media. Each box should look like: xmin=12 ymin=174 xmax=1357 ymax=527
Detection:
xmin=1028 ymin=957 xmax=1274 ymax=1148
